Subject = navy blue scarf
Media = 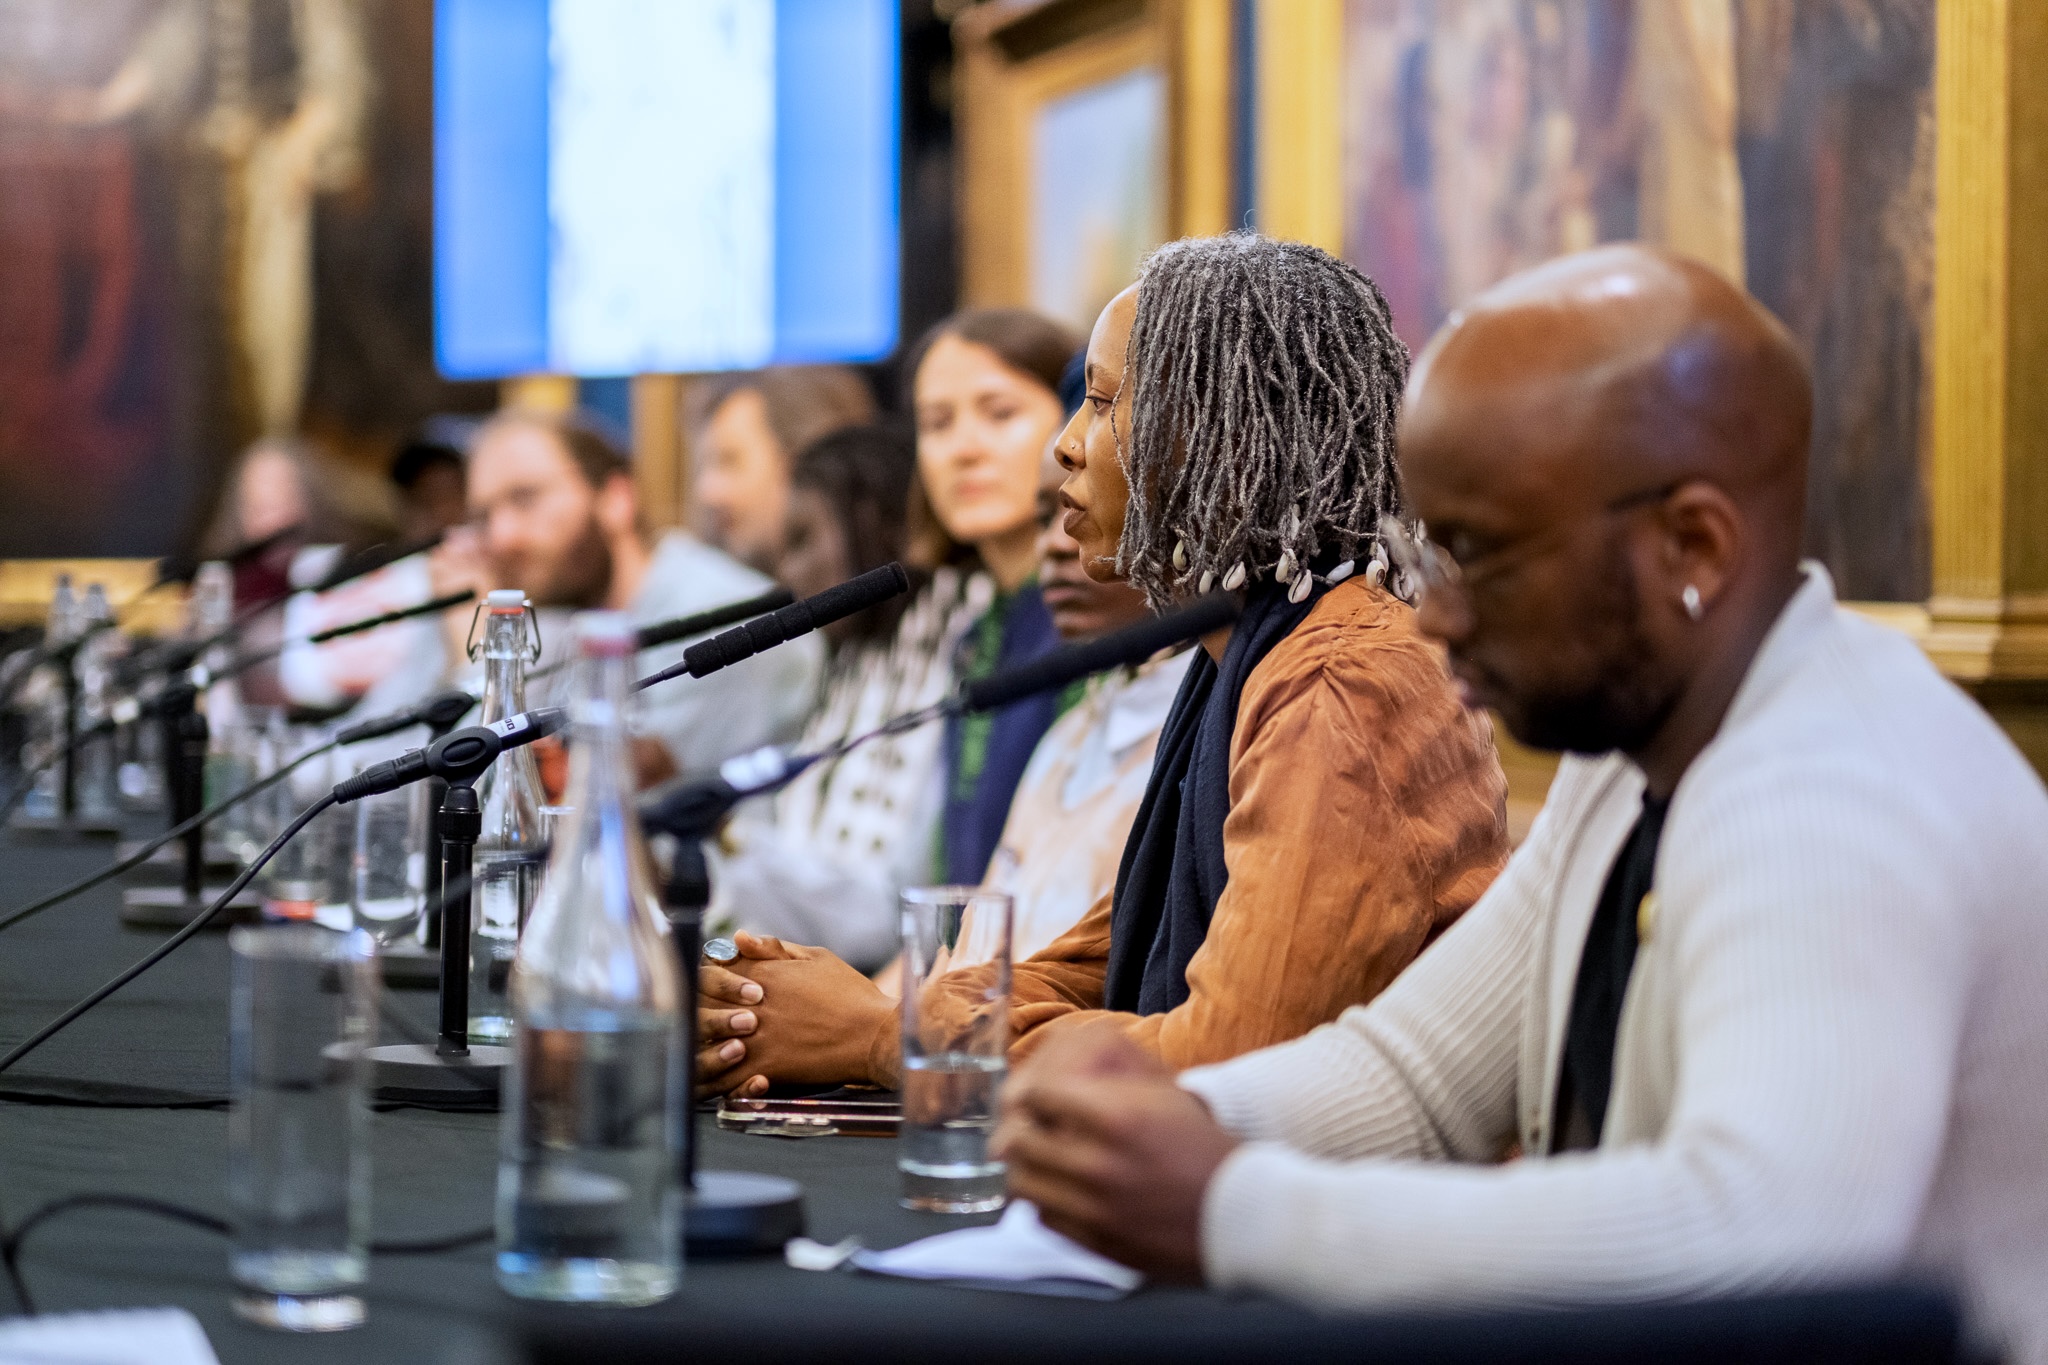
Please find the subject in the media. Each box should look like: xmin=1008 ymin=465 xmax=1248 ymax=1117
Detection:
xmin=1102 ymin=582 xmax=1322 ymax=1014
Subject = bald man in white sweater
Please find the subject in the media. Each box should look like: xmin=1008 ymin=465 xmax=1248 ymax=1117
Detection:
xmin=994 ymin=247 xmax=2048 ymax=1363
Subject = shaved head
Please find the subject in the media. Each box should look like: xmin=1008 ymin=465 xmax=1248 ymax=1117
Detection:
xmin=1398 ymin=246 xmax=1813 ymax=786
xmin=1408 ymin=247 xmax=1811 ymax=512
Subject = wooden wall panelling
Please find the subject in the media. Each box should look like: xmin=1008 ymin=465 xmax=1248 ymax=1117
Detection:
xmin=1252 ymin=0 xmax=1343 ymax=252
xmin=1924 ymin=0 xmax=2048 ymax=682
xmin=631 ymin=373 xmax=688 ymax=533
xmin=1923 ymin=0 xmax=2048 ymax=772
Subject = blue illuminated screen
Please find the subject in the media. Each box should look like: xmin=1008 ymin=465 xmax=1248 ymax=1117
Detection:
xmin=435 ymin=0 xmax=899 ymax=378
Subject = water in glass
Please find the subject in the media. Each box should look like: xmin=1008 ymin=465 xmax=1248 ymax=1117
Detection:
xmin=228 ymin=924 xmax=376 ymax=1332
xmin=496 ymin=610 xmax=682 ymax=1305
xmin=471 ymin=591 xmax=545 ymax=1041
xmin=899 ymin=886 xmax=1013 ymax=1213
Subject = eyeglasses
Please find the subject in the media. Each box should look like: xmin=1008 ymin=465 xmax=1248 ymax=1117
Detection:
xmin=1379 ymin=480 xmax=1687 ymax=606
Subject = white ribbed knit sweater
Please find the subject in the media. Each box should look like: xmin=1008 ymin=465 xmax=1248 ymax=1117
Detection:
xmin=1180 ymin=566 xmax=2048 ymax=1363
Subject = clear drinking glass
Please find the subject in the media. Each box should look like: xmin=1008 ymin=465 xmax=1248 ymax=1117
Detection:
xmin=261 ymin=735 xmax=349 ymax=924
xmin=898 ymin=886 xmax=1013 ymax=1213
xmin=351 ymin=784 xmax=423 ymax=944
xmin=218 ymin=707 xmax=280 ymax=869
xmin=227 ymin=924 xmax=378 ymax=1332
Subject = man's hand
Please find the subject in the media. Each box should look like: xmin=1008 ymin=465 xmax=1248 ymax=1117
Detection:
xmin=694 ymin=931 xmax=898 ymax=1097
xmin=992 ymin=1024 xmax=1238 ymax=1285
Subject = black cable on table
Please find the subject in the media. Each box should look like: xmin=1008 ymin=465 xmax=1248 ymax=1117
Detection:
xmin=0 ymin=1192 xmax=491 ymax=1317
xmin=0 ymin=794 xmax=336 ymax=1077
xmin=0 ymin=868 xmax=501 ymax=1115
xmin=0 ymin=739 xmax=338 ymax=937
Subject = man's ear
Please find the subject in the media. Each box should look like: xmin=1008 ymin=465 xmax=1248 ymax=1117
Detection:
xmin=596 ymin=471 xmax=640 ymax=540
xmin=1658 ymin=481 xmax=1741 ymax=616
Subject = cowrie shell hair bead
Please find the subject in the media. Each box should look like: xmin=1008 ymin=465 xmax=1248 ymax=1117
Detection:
xmin=1198 ymin=570 xmax=1215 ymax=594
xmin=1288 ymin=573 xmax=1313 ymax=604
xmin=1172 ymin=539 xmax=1188 ymax=572
xmin=1365 ymin=559 xmax=1387 ymax=588
xmin=1327 ymin=560 xmax=1355 ymax=585
xmin=1222 ymin=563 xmax=1247 ymax=592
xmin=1275 ymin=549 xmax=1297 ymax=582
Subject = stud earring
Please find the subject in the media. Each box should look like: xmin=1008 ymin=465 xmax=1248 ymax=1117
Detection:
xmin=1682 ymin=584 xmax=1703 ymax=620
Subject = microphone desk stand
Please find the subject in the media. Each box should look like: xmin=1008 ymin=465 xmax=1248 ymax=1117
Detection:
xmin=661 ymin=831 xmax=806 ymax=1258
xmin=367 ymin=775 xmax=510 ymax=1104
xmin=378 ymin=709 xmax=467 ymax=990
xmin=120 ymin=685 xmax=259 ymax=927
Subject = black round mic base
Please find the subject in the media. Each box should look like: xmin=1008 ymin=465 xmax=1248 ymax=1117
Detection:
xmin=120 ymin=884 xmax=261 ymax=929
xmin=367 ymin=1040 xmax=509 ymax=1109
xmin=684 ymin=1170 xmax=805 ymax=1258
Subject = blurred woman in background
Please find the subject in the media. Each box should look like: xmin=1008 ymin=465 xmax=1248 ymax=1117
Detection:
xmin=909 ymin=309 xmax=1078 ymax=887
xmin=708 ymin=308 xmax=1076 ymax=967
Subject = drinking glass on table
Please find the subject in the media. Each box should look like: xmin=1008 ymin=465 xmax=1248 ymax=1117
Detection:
xmin=898 ymin=886 xmax=1013 ymax=1214
xmin=351 ymin=784 xmax=424 ymax=945
xmin=227 ymin=924 xmax=378 ymax=1332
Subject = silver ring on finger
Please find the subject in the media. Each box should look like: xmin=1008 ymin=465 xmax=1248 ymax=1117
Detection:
xmin=702 ymin=936 xmax=739 ymax=964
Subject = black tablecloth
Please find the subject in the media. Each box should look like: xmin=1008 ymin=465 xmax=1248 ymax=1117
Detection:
xmin=0 ymin=828 xmax=1966 ymax=1365
xmin=0 ymin=828 xmax=1054 ymax=1362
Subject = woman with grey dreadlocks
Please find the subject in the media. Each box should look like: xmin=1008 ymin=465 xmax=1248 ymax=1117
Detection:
xmin=690 ymin=234 xmax=1510 ymax=1092
xmin=972 ymin=232 xmax=1511 ymax=1066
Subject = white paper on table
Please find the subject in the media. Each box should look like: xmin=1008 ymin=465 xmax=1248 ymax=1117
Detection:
xmin=0 ymin=1307 xmax=221 ymax=1365
xmin=849 ymin=1200 xmax=1142 ymax=1295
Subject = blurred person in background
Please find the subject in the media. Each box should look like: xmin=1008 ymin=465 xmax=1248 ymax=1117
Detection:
xmin=706 ymin=308 xmax=1078 ymax=967
xmin=707 ymin=421 xmax=976 ymax=968
xmin=199 ymin=435 xmax=400 ymax=708
xmin=425 ymin=408 xmax=820 ymax=789
xmin=388 ymin=425 xmax=471 ymax=540
xmin=201 ymin=434 xmax=397 ymax=608
xmin=913 ymin=309 xmax=1079 ymax=887
xmin=693 ymin=365 xmax=877 ymax=574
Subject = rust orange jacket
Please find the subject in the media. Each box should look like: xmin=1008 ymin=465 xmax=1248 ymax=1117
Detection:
xmin=911 ymin=577 xmax=1510 ymax=1072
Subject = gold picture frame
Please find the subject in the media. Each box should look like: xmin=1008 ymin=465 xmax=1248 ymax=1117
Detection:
xmin=954 ymin=0 xmax=1235 ymax=326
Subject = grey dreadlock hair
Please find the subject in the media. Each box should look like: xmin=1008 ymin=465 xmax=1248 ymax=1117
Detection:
xmin=1116 ymin=233 xmax=1410 ymax=609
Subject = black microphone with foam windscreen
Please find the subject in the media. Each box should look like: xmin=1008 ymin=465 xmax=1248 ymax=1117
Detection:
xmin=958 ymin=591 xmax=1239 ymax=714
xmin=150 ymin=521 xmax=305 ymax=591
xmin=636 ymin=586 xmax=795 ymax=650
xmin=338 ymin=565 xmax=909 ymax=819
xmin=634 ymin=564 xmax=910 ymax=692
xmin=527 ymin=586 xmax=797 ymax=684
xmin=305 ymin=531 xmax=447 ymax=594
xmin=132 ymin=532 xmax=454 ymax=684
xmin=196 ymin=589 xmax=476 ymax=686
xmin=640 ymin=593 xmax=1241 ymax=843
